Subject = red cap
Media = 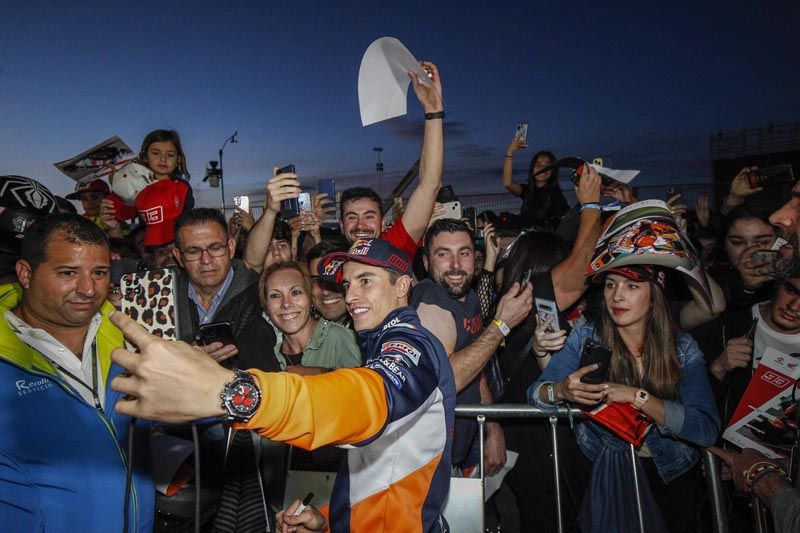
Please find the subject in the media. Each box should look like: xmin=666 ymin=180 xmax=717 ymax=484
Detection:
xmin=602 ymin=265 xmax=666 ymax=289
xmin=135 ymin=179 xmax=189 ymax=246
xmin=318 ymin=238 xmax=412 ymax=283
xmin=65 ymin=179 xmax=110 ymax=200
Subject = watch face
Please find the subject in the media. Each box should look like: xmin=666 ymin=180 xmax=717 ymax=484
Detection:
xmin=231 ymin=382 xmax=258 ymax=414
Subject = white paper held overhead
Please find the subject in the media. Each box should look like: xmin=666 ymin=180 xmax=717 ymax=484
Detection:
xmin=358 ymin=37 xmax=431 ymax=126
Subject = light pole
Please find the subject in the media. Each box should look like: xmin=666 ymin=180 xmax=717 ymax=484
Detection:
xmin=218 ymin=131 xmax=238 ymax=213
xmin=373 ymin=146 xmax=384 ymax=197
xmin=204 ymin=131 xmax=238 ymax=213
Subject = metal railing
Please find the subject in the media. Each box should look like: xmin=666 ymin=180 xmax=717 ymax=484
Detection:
xmin=455 ymin=404 xmax=728 ymax=533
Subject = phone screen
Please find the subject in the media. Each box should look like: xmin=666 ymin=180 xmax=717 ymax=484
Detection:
xmin=515 ymin=122 xmax=528 ymax=141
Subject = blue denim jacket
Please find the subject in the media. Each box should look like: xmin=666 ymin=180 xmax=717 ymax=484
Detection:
xmin=528 ymin=324 xmax=720 ymax=483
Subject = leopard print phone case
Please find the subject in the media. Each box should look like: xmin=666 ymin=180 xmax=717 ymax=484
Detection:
xmin=121 ymin=268 xmax=180 ymax=344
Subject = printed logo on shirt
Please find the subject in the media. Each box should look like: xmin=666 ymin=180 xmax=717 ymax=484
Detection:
xmin=381 ymin=317 xmax=417 ymax=331
xmin=367 ymin=356 xmax=408 ymax=390
xmin=16 ymin=377 xmax=54 ymax=397
xmin=381 ymin=340 xmax=421 ymax=365
xmin=140 ymin=205 xmax=164 ymax=224
xmin=463 ymin=315 xmax=483 ymax=335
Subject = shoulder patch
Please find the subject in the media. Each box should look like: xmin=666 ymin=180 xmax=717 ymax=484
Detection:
xmin=381 ymin=340 xmax=421 ymax=365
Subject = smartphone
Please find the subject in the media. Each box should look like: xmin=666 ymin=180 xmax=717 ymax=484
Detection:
xmin=298 ymin=192 xmax=312 ymax=212
xmin=442 ymin=201 xmax=462 ymax=220
xmin=317 ymin=179 xmax=337 ymax=227
xmin=121 ymin=268 xmax=180 ymax=345
xmin=463 ymin=206 xmax=477 ymax=236
xmin=198 ymin=321 xmax=237 ymax=348
xmin=517 ymin=268 xmax=532 ymax=296
xmin=578 ymin=339 xmax=613 ymax=385
xmin=436 ymin=185 xmax=456 ymax=204
xmin=748 ymin=164 xmax=794 ymax=189
xmin=535 ymin=298 xmax=561 ymax=333
xmin=234 ymin=195 xmax=250 ymax=213
xmin=515 ymin=122 xmax=528 ymax=142
xmin=277 ymin=164 xmax=299 ymax=219
xmin=745 ymin=317 xmax=759 ymax=342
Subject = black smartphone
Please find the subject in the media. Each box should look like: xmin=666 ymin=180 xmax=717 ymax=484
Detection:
xmin=578 ymin=339 xmax=613 ymax=385
xmin=748 ymin=164 xmax=794 ymax=189
xmin=198 ymin=321 xmax=237 ymax=347
xmin=745 ymin=317 xmax=759 ymax=342
xmin=463 ymin=206 xmax=477 ymax=236
xmin=436 ymin=185 xmax=456 ymax=204
xmin=277 ymin=164 xmax=299 ymax=219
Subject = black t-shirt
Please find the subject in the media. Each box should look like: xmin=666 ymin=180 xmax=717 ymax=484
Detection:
xmin=410 ymin=279 xmax=483 ymax=465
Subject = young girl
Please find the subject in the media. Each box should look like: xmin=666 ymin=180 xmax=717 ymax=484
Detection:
xmin=133 ymin=129 xmax=194 ymax=247
xmin=530 ymin=264 xmax=720 ymax=533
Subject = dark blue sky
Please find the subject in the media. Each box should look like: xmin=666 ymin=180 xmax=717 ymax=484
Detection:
xmin=2 ymin=1 xmax=798 ymax=206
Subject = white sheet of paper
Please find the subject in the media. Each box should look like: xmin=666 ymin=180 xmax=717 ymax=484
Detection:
xmin=589 ymin=163 xmax=640 ymax=184
xmin=150 ymin=432 xmax=195 ymax=495
xmin=358 ymin=37 xmax=431 ymax=126
xmin=484 ymin=450 xmax=519 ymax=500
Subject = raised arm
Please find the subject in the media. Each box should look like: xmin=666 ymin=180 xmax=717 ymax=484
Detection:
xmin=679 ymin=273 xmax=726 ymax=330
xmin=550 ymin=166 xmax=602 ymax=309
xmin=502 ymin=138 xmax=526 ymax=197
xmin=398 ymin=61 xmax=443 ymax=243
xmin=243 ymin=170 xmax=301 ymax=273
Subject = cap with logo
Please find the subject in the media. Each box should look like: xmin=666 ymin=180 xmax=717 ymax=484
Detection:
xmin=318 ymin=238 xmax=412 ymax=283
xmin=65 ymin=179 xmax=110 ymax=200
xmin=0 ymin=175 xmax=57 ymax=257
xmin=135 ymin=179 xmax=190 ymax=246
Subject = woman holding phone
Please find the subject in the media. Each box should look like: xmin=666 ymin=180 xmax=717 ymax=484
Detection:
xmin=529 ymin=265 xmax=719 ymax=533
xmin=501 ymin=139 xmax=569 ymax=230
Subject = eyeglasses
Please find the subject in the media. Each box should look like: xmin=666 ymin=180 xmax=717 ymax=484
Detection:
xmin=180 ymin=243 xmax=228 ymax=261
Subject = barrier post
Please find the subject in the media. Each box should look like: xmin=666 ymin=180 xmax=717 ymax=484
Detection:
xmin=702 ymin=449 xmax=729 ymax=533
xmin=548 ymin=415 xmax=564 ymax=533
xmin=453 ymin=405 xmax=729 ymax=533
xmin=628 ymin=443 xmax=645 ymax=533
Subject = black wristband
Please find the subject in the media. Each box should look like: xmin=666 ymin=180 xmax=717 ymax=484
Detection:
xmin=424 ymin=111 xmax=445 ymax=120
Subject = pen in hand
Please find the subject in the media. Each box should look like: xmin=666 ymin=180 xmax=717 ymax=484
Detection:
xmin=293 ymin=492 xmax=314 ymax=516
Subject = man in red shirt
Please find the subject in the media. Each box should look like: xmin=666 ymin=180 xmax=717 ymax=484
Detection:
xmin=244 ymin=61 xmax=443 ymax=269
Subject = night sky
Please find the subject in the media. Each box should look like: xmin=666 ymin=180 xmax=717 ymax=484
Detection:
xmin=2 ymin=1 xmax=798 ymax=207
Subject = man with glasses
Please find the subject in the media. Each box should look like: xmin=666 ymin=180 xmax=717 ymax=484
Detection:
xmin=173 ymin=208 xmax=278 ymax=371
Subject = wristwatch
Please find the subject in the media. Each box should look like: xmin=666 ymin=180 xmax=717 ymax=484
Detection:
xmin=220 ymin=369 xmax=262 ymax=422
xmin=632 ymin=388 xmax=650 ymax=410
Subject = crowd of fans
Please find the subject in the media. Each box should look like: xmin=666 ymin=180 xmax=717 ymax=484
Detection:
xmin=1 ymin=60 xmax=799 ymax=533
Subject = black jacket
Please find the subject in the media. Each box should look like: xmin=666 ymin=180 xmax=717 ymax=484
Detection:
xmin=177 ymin=259 xmax=279 ymax=372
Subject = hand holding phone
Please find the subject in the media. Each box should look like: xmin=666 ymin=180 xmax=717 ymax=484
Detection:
xmin=198 ymin=321 xmax=238 ymax=366
xmin=276 ymin=164 xmax=301 ymax=219
xmin=578 ymin=339 xmax=613 ymax=385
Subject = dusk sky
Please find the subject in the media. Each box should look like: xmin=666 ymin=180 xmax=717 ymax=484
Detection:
xmin=2 ymin=1 xmax=798 ymax=208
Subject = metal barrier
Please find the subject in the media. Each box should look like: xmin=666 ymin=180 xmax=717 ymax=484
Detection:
xmin=455 ymin=404 xmax=729 ymax=533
